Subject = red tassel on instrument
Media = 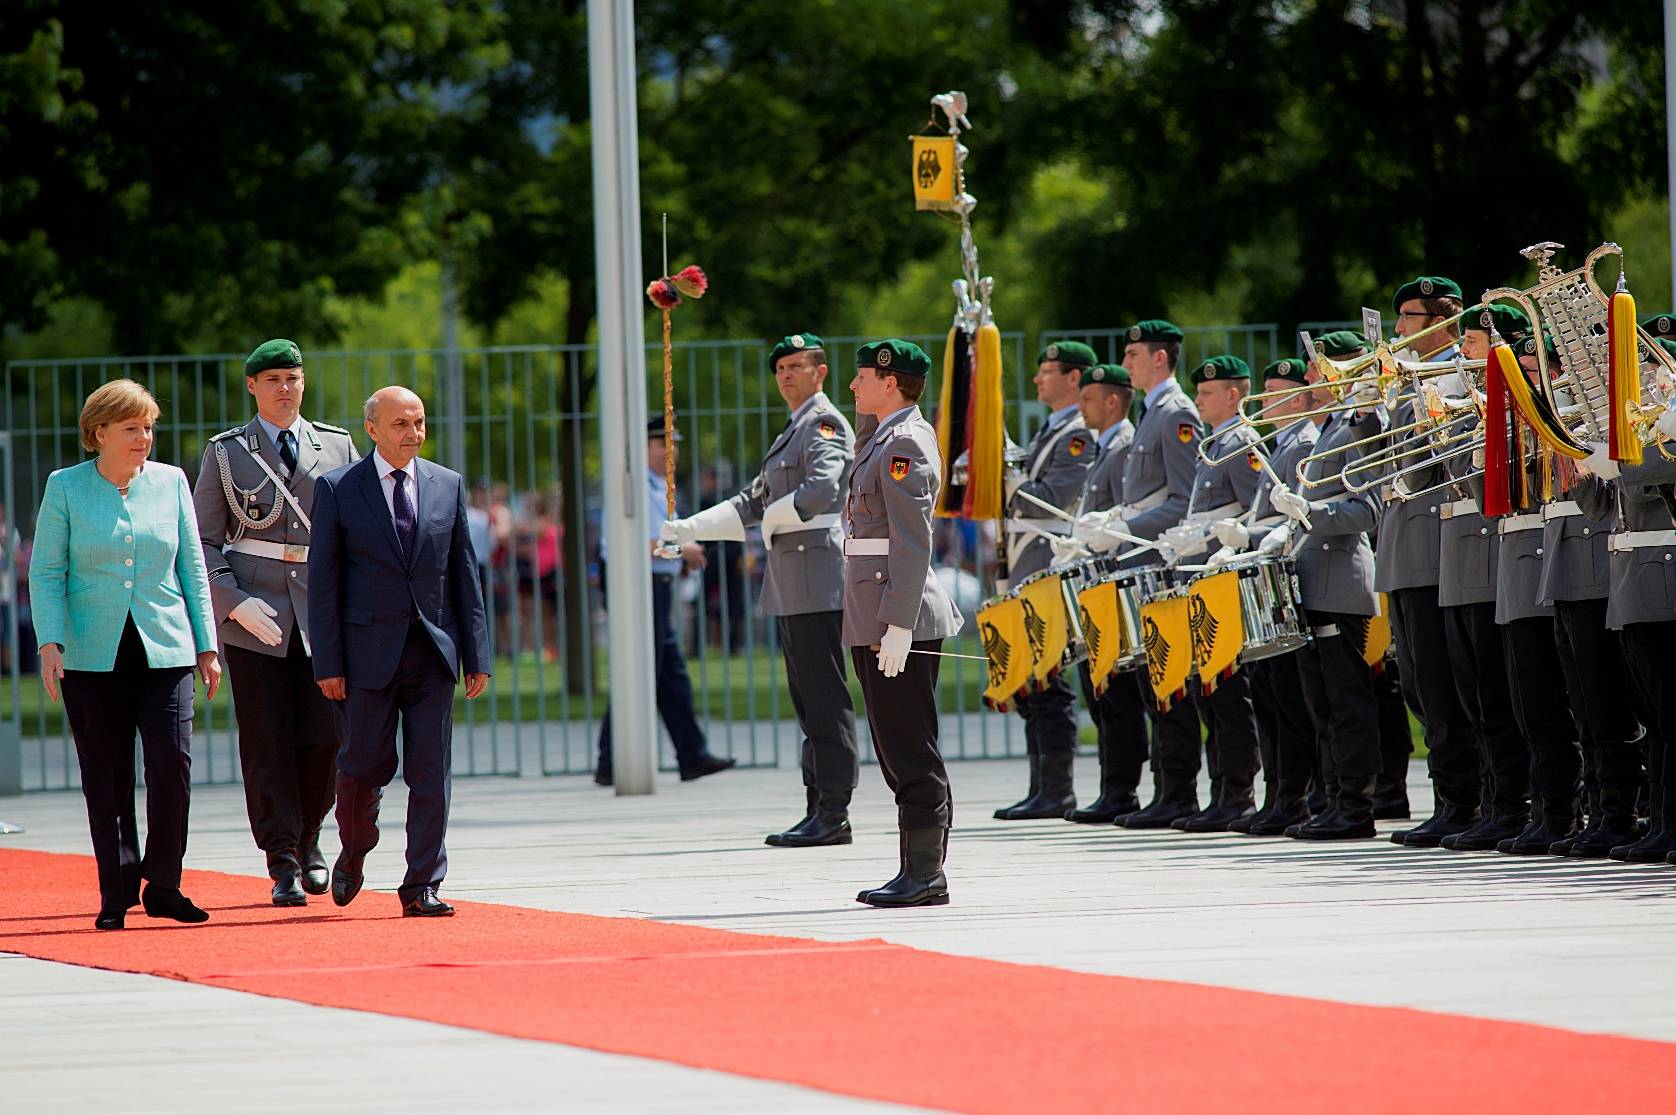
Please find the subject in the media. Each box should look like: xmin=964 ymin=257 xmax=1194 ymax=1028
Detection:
xmin=1483 ymin=342 xmax=1512 ymax=518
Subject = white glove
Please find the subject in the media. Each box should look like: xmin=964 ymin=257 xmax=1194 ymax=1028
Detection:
xmin=1073 ymin=510 xmax=1112 ymax=547
xmin=1271 ymin=488 xmax=1313 ymax=523
xmin=1656 ymin=407 xmax=1676 ymax=443
xmin=1205 ymin=545 xmax=1237 ymax=571
xmin=878 ymin=625 xmax=913 ymax=678
xmin=662 ymin=501 xmax=747 ymax=548
xmin=230 ymin=597 xmax=283 ymax=647
xmin=1211 ymin=518 xmax=1249 ymax=550
xmin=759 ymin=493 xmax=803 ymax=550
xmin=1347 ymin=383 xmax=1381 ymax=415
xmin=1162 ymin=522 xmax=1203 ymax=556
xmin=1152 ymin=537 xmax=1178 ymax=565
xmin=1581 ymin=443 xmax=1620 ymax=482
xmin=1470 ymin=443 xmax=1486 ymax=470
xmin=1004 ymin=471 xmax=1024 ymax=501
xmin=1049 ymin=534 xmax=1088 ymax=565
xmin=1257 ymin=523 xmax=1292 ymax=557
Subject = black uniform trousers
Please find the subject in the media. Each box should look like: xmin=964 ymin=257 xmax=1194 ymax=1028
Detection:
xmin=1143 ymin=674 xmax=1202 ymax=802
xmin=778 ymin=610 xmax=859 ymax=796
xmin=1078 ymin=664 xmax=1148 ymax=795
xmin=1014 ymin=671 xmax=1078 ymax=757
xmin=1194 ymin=671 xmax=1260 ymax=803
xmin=1442 ymin=602 xmax=1526 ymax=815
xmin=1294 ymin=611 xmax=1380 ymax=809
xmin=60 ymin=617 xmax=195 ymax=909
xmin=332 ymin=621 xmax=456 ymax=904
xmin=1551 ymin=598 xmax=1644 ymax=793
xmin=1250 ymin=652 xmax=1316 ymax=796
xmin=1500 ymin=616 xmax=1581 ymax=816
xmin=1619 ymin=622 xmax=1675 ymax=791
xmin=853 ymin=640 xmax=951 ymax=831
xmin=1375 ymin=658 xmax=1414 ymax=799
xmin=1388 ymin=586 xmax=1478 ymax=807
xmin=597 ymin=573 xmax=712 ymax=779
xmin=225 ymin=627 xmax=337 ymax=873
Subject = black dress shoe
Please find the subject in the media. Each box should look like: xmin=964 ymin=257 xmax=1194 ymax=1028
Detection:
xmin=995 ymin=790 xmax=1077 ymax=821
xmin=1116 ymin=796 xmax=1198 ymax=829
xmin=1246 ymin=802 xmax=1311 ymax=836
xmin=94 ymin=909 xmax=125 ymax=930
xmin=1181 ymin=804 xmax=1256 ymax=833
xmin=679 ymin=754 xmax=738 ymax=782
xmin=271 ymin=871 xmax=307 ymax=907
xmin=401 ymin=888 xmax=455 ymax=917
xmin=857 ymin=830 xmax=949 ymax=908
xmin=768 ymin=812 xmax=853 ymax=847
xmin=1068 ymin=792 xmax=1142 ymax=824
xmin=300 ymin=834 xmax=330 ymax=895
xmin=141 ymin=886 xmax=209 ymax=924
xmin=332 ymin=855 xmax=365 ymax=908
xmin=1290 ymin=812 xmax=1377 ymax=841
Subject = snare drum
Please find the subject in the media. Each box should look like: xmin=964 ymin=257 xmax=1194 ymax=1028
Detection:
xmin=1223 ymin=552 xmax=1308 ymax=662
xmin=1106 ymin=563 xmax=1172 ymax=671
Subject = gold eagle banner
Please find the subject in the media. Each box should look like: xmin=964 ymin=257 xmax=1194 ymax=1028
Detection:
xmin=978 ymin=596 xmax=1034 ymax=709
xmin=1077 ymin=579 xmax=1125 ymax=695
xmin=1018 ymin=575 xmax=1069 ymax=685
xmin=911 ymin=135 xmax=958 ymax=211
xmin=1363 ymin=594 xmax=1394 ymax=668
xmin=1187 ymin=571 xmax=1244 ymax=695
xmin=1140 ymin=592 xmax=1193 ymax=712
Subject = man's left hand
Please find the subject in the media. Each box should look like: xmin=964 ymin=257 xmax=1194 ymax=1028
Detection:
xmin=680 ymin=541 xmax=707 ymax=571
xmin=464 ymin=672 xmax=490 ymax=699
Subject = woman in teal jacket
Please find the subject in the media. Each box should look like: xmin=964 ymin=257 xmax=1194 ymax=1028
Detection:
xmin=30 ymin=379 xmax=222 ymax=929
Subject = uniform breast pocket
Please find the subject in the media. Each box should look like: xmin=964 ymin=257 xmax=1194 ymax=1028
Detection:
xmin=775 ymin=547 xmax=811 ymax=600
xmin=772 ymin=459 xmax=799 ymax=500
xmin=849 ymin=556 xmax=887 ymax=588
xmin=1453 ymin=529 xmax=1494 ymax=591
xmin=1630 ymin=552 xmax=1674 ymax=610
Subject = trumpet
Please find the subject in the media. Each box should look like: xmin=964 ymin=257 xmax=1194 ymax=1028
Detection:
xmin=1293 ymin=360 xmax=1487 ymax=493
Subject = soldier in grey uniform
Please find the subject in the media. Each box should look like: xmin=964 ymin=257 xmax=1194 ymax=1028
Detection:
xmin=1158 ymin=354 xmax=1264 ymax=832
xmin=662 ymin=333 xmax=858 ymax=847
xmin=1075 ymin=319 xmax=1206 ymax=829
xmin=1062 ymin=363 xmax=1146 ymax=824
xmin=842 ymin=339 xmax=963 ymax=907
xmin=1208 ymin=357 xmax=1320 ymax=835
xmin=994 ymin=340 xmax=1096 ymax=821
xmin=193 ymin=339 xmax=360 ymax=905
xmin=1259 ymin=354 xmax=1386 ymax=839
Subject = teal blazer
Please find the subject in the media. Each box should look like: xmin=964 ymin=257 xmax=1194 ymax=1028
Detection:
xmin=29 ymin=459 xmax=217 ymax=671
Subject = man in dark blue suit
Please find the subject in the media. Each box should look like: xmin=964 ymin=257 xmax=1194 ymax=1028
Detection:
xmin=308 ymin=386 xmax=491 ymax=917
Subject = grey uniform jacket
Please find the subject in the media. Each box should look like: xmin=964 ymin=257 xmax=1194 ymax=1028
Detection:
xmin=1373 ymin=395 xmax=1445 ymax=593
xmin=1122 ymin=379 xmax=1201 ymax=541
xmin=727 ymin=392 xmax=854 ymax=616
xmin=1467 ymin=455 xmax=1551 ymax=624
xmin=1291 ymin=411 xmax=1381 ymax=616
xmin=1591 ymin=449 xmax=1676 ymax=629
xmin=1249 ymin=419 xmax=1320 ymax=530
xmin=1436 ymin=424 xmax=1498 ymax=608
xmin=193 ymin=417 xmax=360 ymax=656
xmin=1076 ymin=425 xmax=1131 ymax=516
xmin=1008 ymin=411 xmax=1094 ymax=579
xmin=841 ymin=407 xmax=963 ymax=647
xmin=1178 ymin=420 xmax=1262 ymax=557
xmin=1537 ymin=480 xmax=1615 ymax=607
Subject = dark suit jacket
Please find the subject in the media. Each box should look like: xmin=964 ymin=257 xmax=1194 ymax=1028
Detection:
xmin=308 ymin=455 xmax=490 ymax=691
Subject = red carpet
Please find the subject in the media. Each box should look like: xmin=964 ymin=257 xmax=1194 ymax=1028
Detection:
xmin=2 ymin=846 xmax=1673 ymax=1113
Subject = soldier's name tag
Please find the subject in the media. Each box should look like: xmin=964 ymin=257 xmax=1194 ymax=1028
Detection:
xmin=1068 ymin=435 xmax=1087 ymax=457
xmin=818 ymin=421 xmax=838 ymax=439
xmin=1177 ymin=422 xmax=1195 ymax=444
xmin=889 ymin=455 xmax=911 ymax=482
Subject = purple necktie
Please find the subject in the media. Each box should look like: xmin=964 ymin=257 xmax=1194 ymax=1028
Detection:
xmin=391 ymin=469 xmax=416 ymax=557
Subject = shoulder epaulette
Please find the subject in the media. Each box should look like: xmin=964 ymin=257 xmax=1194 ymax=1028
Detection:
xmin=208 ymin=426 xmax=245 ymax=443
xmin=312 ymin=421 xmax=352 ymax=436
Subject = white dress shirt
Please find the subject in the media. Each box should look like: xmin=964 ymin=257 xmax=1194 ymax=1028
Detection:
xmin=372 ymin=448 xmax=419 ymax=525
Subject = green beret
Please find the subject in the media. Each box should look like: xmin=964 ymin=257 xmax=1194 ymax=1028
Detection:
xmin=245 ymin=338 xmax=303 ymax=376
xmin=1083 ymin=363 xmax=1131 ymax=389
xmin=1123 ymin=319 xmax=1185 ymax=345
xmin=1515 ymin=331 xmax=1558 ymax=360
xmin=856 ymin=338 xmax=931 ymax=378
xmin=1654 ymin=337 xmax=1676 ymax=362
xmin=1190 ymin=354 xmax=1251 ymax=385
xmin=769 ymin=333 xmax=825 ymax=365
xmin=1315 ymin=330 xmax=1368 ymax=358
xmin=1391 ymin=275 xmax=1463 ymax=312
xmin=1036 ymin=340 xmax=1097 ymax=368
xmin=1463 ymin=303 xmax=1530 ymax=341
xmin=1261 ymin=357 xmax=1309 ymax=385
xmin=1641 ymin=314 xmax=1676 ymax=338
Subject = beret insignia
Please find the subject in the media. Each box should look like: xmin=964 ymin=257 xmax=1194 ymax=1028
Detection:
xmin=1419 ymin=278 xmax=1434 ymax=295
xmin=1129 ymin=326 xmax=1142 ymax=341
xmin=1046 ymin=343 xmax=1060 ymax=360
xmin=791 ymin=334 xmax=806 ymax=348
xmin=818 ymin=421 xmax=837 ymax=438
xmin=889 ymin=455 xmax=911 ymax=482
xmin=1662 ymin=319 xmax=1673 ymax=334
xmin=1068 ymin=435 xmax=1086 ymax=457
xmin=1177 ymin=422 xmax=1195 ymax=444
xmin=1480 ymin=310 xmax=1494 ymax=329
xmin=1202 ymin=362 xmax=1215 ymax=376
xmin=876 ymin=346 xmax=893 ymax=367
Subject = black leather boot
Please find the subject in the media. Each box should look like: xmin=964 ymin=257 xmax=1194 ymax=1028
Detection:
xmin=765 ymin=787 xmax=821 ymax=846
xmin=1392 ymin=795 xmax=1479 ymax=847
xmin=998 ymin=750 xmax=1076 ymax=820
xmin=1611 ymin=787 xmax=1675 ymax=862
xmin=1182 ymin=772 xmax=1256 ymax=833
xmin=1442 ymin=809 xmax=1530 ymax=851
xmin=1549 ymin=789 xmax=1599 ymax=855
xmin=1505 ymin=809 xmax=1577 ymax=854
xmin=299 ymin=828 xmax=329 ymax=895
xmin=1290 ymin=781 xmax=1376 ymax=840
xmin=1371 ymin=786 xmax=1412 ymax=820
xmin=1229 ymin=782 xmax=1278 ymax=834
xmin=1067 ymin=789 xmax=1142 ymax=824
xmin=1567 ymin=783 xmax=1638 ymax=858
xmin=857 ymin=829 xmax=949 ymax=908
xmin=1116 ymin=786 xmax=1198 ymax=829
xmin=994 ymin=754 xmax=1041 ymax=819
xmin=271 ymin=869 xmax=307 ymax=907
xmin=771 ymin=793 xmax=854 ymax=847
xmin=1174 ymin=776 xmax=1224 ymax=830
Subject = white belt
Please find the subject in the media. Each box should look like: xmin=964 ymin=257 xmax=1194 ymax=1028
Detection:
xmin=225 ymin=538 xmax=308 ymax=563
xmin=843 ymin=538 xmax=890 ymax=557
xmin=1608 ymin=530 xmax=1676 ymax=554
xmin=1498 ymin=514 xmax=1544 ymax=535
xmin=775 ymin=513 xmax=841 ymax=535
xmin=1184 ymin=501 xmax=1242 ymax=525
xmin=1438 ymin=498 xmax=1478 ymax=520
xmin=1005 ymin=517 xmax=1071 ymax=536
xmin=1127 ymin=487 xmax=1169 ymax=514
xmin=1543 ymin=501 xmax=1582 ymax=521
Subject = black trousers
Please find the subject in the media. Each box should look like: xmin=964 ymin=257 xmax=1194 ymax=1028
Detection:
xmin=1443 ymin=602 xmax=1526 ymax=814
xmin=332 ymin=622 xmax=456 ymax=904
xmin=1619 ymin=622 xmax=1675 ymax=790
xmin=1388 ymin=585 xmax=1478 ymax=806
xmin=779 ymin=610 xmax=859 ymax=795
xmin=1078 ymin=665 xmax=1148 ymax=794
xmin=1500 ymin=616 xmax=1581 ymax=814
xmin=1295 ymin=611 xmax=1379 ymax=806
xmin=61 ymin=618 xmax=195 ymax=908
xmin=1375 ymin=658 xmax=1414 ymax=797
xmin=598 ymin=574 xmax=711 ymax=777
xmin=1250 ymin=652 xmax=1315 ymax=795
xmin=1014 ymin=670 xmax=1078 ymax=757
xmin=1143 ymin=674 xmax=1202 ymax=800
xmin=225 ymin=628 xmax=337 ymax=873
xmin=1552 ymin=597 xmax=1644 ymax=792
xmin=853 ymin=641 xmax=951 ymax=831
xmin=1193 ymin=670 xmax=1259 ymax=801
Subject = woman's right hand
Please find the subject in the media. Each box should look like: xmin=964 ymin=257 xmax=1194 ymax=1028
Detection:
xmin=40 ymin=644 xmax=65 ymax=703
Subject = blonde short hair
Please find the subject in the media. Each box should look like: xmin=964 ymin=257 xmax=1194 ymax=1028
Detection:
xmin=80 ymin=378 xmax=161 ymax=452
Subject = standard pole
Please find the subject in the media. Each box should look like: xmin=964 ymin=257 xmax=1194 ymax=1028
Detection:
xmin=439 ymin=254 xmax=467 ymax=476
xmin=588 ymin=0 xmax=657 ymax=795
xmin=1666 ymin=0 xmax=1676 ymax=302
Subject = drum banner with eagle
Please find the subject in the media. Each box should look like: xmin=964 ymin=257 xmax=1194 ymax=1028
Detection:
xmin=1140 ymin=592 xmax=1193 ymax=712
xmin=978 ymin=596 xmax=1034 ymax=710
xmin=1362 ymin=594 xmax=1394 ymax=670
xmin=1186 ymin=571 xmax=1244 ymax=695
xmin=1077 ymin=579 xmax=1126 ymax=696
xmin=1018 ymin=575 xmax=1070 ymax=687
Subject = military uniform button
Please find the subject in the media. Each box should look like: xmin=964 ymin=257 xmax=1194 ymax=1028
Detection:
xmin=1479 ymin=528 xmax=1487 ymax=536
xmin=123 ymin=580 xmax=132 ymax=589
xmin=291 ymin=521 xmax=300 ymax=530
xmin=124 ymin=535 xmax=133 ymax=543
xmin=1536 ymin=548 xmax=1543 ymax=556
xmin=124 ymin=558 xmax=133 ymax=566
xmin=1583 ymin=527 xmax=1591 ymax=536
xmin=796 ymin=544 xmax=806 ymax=552
xmin=874 ymin=571 xmax=883 ymax=582
xmin=291 ymin=569 xmax=298 ymax=578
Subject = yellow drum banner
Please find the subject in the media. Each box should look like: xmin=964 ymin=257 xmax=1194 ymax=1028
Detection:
xmin=978 ymin=596 xmax=1034 ymax=709
xmin=1187 ymin=571 xmax=1244 ymax=694
xmin=1140 ymin=593 xmax=1192 ymax=711
xmin=911 ymin=135 xmax=958 ymax=211
xmin=1076 ymin=580 xmax=1125 ymax=694
xmin=1019 ymin=575 xmax=1069 ymax=684
xmin=1363 ymin=593 xmax=1393 ymax=668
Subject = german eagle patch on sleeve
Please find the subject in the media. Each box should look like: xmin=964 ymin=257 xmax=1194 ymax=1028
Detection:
xmin=1068 ymin=435 xmax=1087 ymax=457
xmin=1177 ymin=422 xmax=1195 ymax=444
xmin=889 ymin=455 xmax=911 ymax=482
xmin=1248 ymin=451 xmax=1264 ymax=472
xmin=818 ymin=421 xmax=838 ymax=439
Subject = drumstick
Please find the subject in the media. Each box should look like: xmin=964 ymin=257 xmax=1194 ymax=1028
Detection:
xmin=1247 ymin=443 xmax=1313 ymax=531
xmin=1014 ymin=488 xmax=1079 ymax=523
xmin=867 ymin=644 xmax=989 ymax=662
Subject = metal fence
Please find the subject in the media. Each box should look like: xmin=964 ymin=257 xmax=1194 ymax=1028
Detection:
xmin=2 ymin=324 xmax=1336 ymax=795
